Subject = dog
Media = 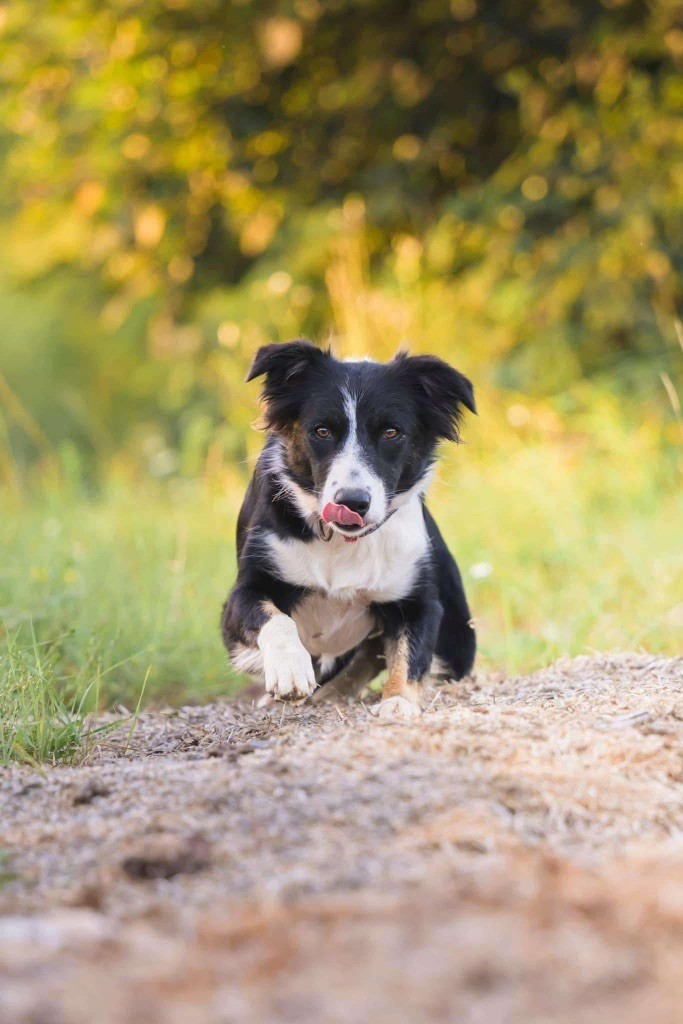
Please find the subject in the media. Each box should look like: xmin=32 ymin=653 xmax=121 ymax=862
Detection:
xmin=221 ymin=340 xmax=476 ymax=718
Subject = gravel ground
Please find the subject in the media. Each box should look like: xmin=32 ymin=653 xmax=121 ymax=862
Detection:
xmin=2 ymin=653 xmax=683 ymax=1023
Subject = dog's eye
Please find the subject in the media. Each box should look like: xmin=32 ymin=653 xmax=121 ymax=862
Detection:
xmin=314 ymin=425 xmax=332 ymax=439
xmin=382 ymin=426 xmax=400 ymax=440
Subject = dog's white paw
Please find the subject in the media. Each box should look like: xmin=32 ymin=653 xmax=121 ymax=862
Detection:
xmin=258 ymin=615 xmax=316 ymax=701
xmin=263 ymin=644 xmax=316 ymax=701
xmin=373 ymin=696 xmax=422 ymax=720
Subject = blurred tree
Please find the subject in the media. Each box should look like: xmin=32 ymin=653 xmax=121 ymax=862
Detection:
xmin=0 ymin=0 xmax=680 ymax=470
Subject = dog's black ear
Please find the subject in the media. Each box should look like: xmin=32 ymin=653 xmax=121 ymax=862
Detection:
xmin=393 ymin=352 xmax=476 ymax=442
xmin=246 ymin=339 xmax=328 ymax=429
xmin=246 ymin=339 xmax=324 ymax=383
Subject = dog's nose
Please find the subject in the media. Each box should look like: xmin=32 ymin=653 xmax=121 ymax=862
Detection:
xmin=333 ymin=488 xmax=371 ymax=518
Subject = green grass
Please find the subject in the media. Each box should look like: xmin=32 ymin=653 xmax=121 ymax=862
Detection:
xmin=436 ymin=441 xmax=683 ymax=673
xmin=0 ymin=627 xmax=133 ymax=765
xmin=0 ymin=849 xmax=16 ymax=886
xmin=0 ymin=484 xmax=239 ymax=708
xmin=0 ymin=412 xmax=681 ymax=763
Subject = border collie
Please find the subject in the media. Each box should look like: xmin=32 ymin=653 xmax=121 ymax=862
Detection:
xmin=221 ymin=340 xmax=476 ymax=719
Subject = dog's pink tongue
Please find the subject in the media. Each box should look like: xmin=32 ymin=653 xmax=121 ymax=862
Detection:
xmin=322 ymin=501 xmax=364 ymax=528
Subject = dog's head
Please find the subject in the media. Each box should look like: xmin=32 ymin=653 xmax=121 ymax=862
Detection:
xmin=247 ymin=340 xmax=475 ymax=540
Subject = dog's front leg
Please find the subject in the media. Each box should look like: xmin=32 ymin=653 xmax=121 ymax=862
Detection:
xmin=223 ymin=589 xmax=316 ymax=702
xmin=258 ymin=602 xmax=316 ymax=701
xmin=375 ymin=599 xmax=443 ymax=720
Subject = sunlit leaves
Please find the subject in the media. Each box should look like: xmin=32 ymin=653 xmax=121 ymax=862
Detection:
xmin=0 ymin=0 xmax=680 ymax=470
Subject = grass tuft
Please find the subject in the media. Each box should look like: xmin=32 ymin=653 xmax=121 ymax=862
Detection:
xmin=0 ymin=849 xmax=16 ymax=886
xmin=0 ymin=627 xmax=129 ymax=766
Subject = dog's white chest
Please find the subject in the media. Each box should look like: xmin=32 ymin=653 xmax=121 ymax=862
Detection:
xmin=281 ymin=499 xmax=428 ymax=656
xmin=265 ymin=497 xmax=429 ymax=630
xmin=292 ymin=594 xmax=374 ymax=657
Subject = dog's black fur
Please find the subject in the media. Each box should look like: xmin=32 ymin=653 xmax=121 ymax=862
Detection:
xmin=221 ymin=340 xmax=476 ymax=713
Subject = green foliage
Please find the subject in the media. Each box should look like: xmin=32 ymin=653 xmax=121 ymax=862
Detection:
xmin=0 ymin=486 xmax=239 ymax=714
xmin=0 ymin=0 xmax=680 ymax=472
xmin=0 ymin=849 xmax=17 ymax=886
xmin=0 ymin=627 xmax=126 ymax=765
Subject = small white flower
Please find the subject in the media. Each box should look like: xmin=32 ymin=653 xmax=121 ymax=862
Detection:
xmin=469 ymin=561 xmax=493 ymax=580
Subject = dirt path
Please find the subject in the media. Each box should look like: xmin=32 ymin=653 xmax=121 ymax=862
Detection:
xmin=2 ymin=653 xmax=683 ymax=1023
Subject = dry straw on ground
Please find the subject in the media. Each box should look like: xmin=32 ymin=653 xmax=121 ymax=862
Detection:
xmin=2 ymin=653 xmax=683 ymax=1023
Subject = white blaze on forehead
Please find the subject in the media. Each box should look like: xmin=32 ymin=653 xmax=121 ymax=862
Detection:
xmin=320 ymin=387 xmax=387 ymax=524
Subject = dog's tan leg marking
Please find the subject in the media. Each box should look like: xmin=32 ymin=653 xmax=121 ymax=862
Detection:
xmin=375 ymin=635 xmax=421 ymax=719
xmin=257 ymin=600 xmax=316 ymax=702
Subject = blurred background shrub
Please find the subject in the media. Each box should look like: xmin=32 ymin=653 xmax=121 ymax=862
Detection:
xmin=0 ymin=0 xmax=680 ymax=486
